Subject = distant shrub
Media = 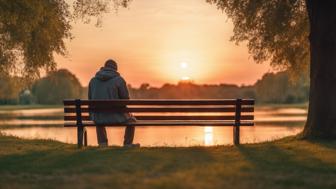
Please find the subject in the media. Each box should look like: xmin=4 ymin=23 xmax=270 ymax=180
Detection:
xmin=19 ymin=89 xmax=35 ymax=105
xmin=32 ymin=69 xmax=82 ymax=104
xmin=0 ymin=74 xmax=23 ymax=105
xmin=255 ymin=71 xmax=309 ymax=104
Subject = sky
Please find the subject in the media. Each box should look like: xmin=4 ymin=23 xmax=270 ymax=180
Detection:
xmin=56 ymin=0 xmax=271 ymax=87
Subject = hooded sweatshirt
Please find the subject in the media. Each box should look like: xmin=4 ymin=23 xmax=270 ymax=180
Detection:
xmin=88 ymin=67 xmax=131 ymax=124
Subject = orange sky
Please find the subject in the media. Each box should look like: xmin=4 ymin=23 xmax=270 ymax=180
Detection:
xmin=56 ymin=0 xmax=271 ymax=87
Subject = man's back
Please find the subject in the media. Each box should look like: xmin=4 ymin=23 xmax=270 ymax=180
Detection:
xmin=89 ymin=67 xmax=129 ymax=100
xmin=88 ymin=66 xmax=130 ymax=124
xmin=88 ymin=59 xmax=137 ymax=147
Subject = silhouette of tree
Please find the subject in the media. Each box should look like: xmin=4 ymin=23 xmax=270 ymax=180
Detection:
xmin=207 ymin=0 xmax=336 ymax=138
xmin=32 ymin=69 xmax=82 ymax=104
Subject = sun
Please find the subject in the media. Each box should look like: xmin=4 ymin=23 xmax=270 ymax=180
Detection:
xmin=179 ymin=62 xmax=192 ymax=82
xmin=181 ymin=76 xmax=190 ymax=81
xmin=180 ymin=62 xmax=188 ymax=69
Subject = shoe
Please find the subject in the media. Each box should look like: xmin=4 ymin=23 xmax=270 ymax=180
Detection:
xmin=98 ymin=142 xmax=108 ymax=147
xmin=123 ymin=143 xmax=140 ymax=148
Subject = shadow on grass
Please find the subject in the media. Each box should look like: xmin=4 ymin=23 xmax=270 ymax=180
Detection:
xmin=0 ymin=143 xmax=216 ymax=176
xmin=2 ymin=135 xmax=336 ymax=189
xmin=236 ymin=140 xmax=336 ymax=188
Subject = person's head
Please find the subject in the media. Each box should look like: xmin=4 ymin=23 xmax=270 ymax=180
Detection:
xmin=104 ymin=59 xmax=118 ymax=70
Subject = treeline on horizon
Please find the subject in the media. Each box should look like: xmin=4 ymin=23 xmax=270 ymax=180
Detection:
xmin=0 ymin=69 xmax=309 ymax=105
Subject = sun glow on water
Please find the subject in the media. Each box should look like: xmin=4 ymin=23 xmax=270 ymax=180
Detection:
xmin=204 ymin=126 xmax=214 ymax=146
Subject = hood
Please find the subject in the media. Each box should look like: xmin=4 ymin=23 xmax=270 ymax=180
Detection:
xmin=95 ymin=67 xmax=120 ymax=81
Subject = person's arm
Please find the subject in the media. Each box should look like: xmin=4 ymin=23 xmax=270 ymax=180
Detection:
xmin=88 ymin=81 xmax=93 ymax=119
xmin=88 ymin=82 xmax=92 ymax=100
xmin=118 ymin=77 xmax=130 ymax=99
xmin=118 ymin=77 xmax=136 ymax=121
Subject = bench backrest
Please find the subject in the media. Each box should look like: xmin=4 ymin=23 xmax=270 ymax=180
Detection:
xmin=63 ymin=99 xmax=254 ymax=126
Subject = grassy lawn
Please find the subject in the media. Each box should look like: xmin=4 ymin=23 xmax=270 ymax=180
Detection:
xmin=0 ymin=135 xmax=336 ymax=189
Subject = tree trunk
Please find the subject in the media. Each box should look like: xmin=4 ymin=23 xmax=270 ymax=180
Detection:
xmin=303 ymin=0 xmax=336 ymax=138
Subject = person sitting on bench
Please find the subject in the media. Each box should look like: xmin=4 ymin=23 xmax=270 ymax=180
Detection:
xmin=88 ymin=59 xmax=139 ymax=147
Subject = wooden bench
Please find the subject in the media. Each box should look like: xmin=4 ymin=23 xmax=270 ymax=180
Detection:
xmin=63 ymin=99 xmax=254 ymax=148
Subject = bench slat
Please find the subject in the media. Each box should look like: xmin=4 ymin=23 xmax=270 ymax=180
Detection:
xmin=64 ymin=115 xmax=254 ymax=121
xmin=63 ymin=99 xmax=255 ymax=106
xmin=64 ymin=107 xmax=254 ymax=113
xmin=64 ymin=121 xmax=254 ymax=127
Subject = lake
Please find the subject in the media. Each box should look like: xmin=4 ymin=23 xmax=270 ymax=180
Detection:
xmin=0 ymin=105 xmax=306 ymax=146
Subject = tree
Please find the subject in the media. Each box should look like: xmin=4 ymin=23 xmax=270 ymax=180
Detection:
xmin=32 ymin=69 xmax=82 ymax=104
xmin=0 ymin=0 xmax=71 ymax=79
xmin=207 ymin=0 xmax=336 ymax=138
xmin=0 ymin=73 xmax=23 ymax=104
xmin=304 ymin=0 xmax=336 ymax=138
xmin=207 ymin=0 xmax=309 ymax=77
xmin=0 ymin=0 xmax=129 ymax=79
xmin=255 ymin=71 xmax=308 ymax=104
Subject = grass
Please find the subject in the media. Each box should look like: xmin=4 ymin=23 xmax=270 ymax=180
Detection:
xmin=0 ymin=135 xmax=336 ymax=189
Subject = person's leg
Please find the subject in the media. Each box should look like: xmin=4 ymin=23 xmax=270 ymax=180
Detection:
xmin=123 ymin=126 xmax=135 ymax=145
xmin=96 ymin=125 xmax=108 ymax=146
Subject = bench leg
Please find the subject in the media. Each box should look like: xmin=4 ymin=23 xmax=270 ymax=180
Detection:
xmin=233 ymin=125 xmax=240 ymax=145
xmin=77 ymin=126 xmax=84 ymax=148
xmin=83 ymin=128 xmax=88 ymax=147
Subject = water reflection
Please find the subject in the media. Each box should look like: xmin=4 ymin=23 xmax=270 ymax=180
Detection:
xmin=0 ymin=124 xmax=303 ymax=147
xmin=0 ymin=119 xmax=64 ymax=126
xmin=0 ymin=108 xmax=63 ymax=116
xmin=204 ymin=127 xmax=213 ymax=146
xmin=0 ymin=106 xmax=306 ymax=147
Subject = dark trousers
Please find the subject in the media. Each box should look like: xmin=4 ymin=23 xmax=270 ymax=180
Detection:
xmin=96 ymin=126 xmax=135 ymax=145
xmin=96 ymin=126 xmax=108 ymax=145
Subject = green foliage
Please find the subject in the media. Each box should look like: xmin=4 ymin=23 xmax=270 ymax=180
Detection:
xmin=128 ymin=71 xmax=308 ymax=104
xmin=19 ymin=89 xmax=35 ymax=105
xmin=0 ymin=70 xmax=308 ymax=105
xmin=207 ymin=0 xmax=309 ymax=77
xmin=0 ymin=73 xmax=24 ymax=104
xmin=129 ymin=82 xmax=255 ymax=99
xmin=0 ymin=0 xmax=131 ymax=79
xmin=255 ymin=71 xmax=309 ymax=104
xmin=32 ymin=69 xmax=82 ymax=104
xmin=0 ymin=0 xmax=72 ymax=79
xmin=72 ymin=0 xmax=131 ymax=26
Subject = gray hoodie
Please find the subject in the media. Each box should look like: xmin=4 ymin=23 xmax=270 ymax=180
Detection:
xmin=88 ymin=67 xmax=131 ymax=124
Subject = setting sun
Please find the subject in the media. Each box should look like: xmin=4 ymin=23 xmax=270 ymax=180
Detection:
xmin=181 ymin=76 xmax=191 ymax=81
xmin=55 ymin=0 xmax=270 ymax=87
xmin=180 ymin=62 xmax=188 ymax=69
xmin=179 ymin=62 xmax=192 ymax=81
